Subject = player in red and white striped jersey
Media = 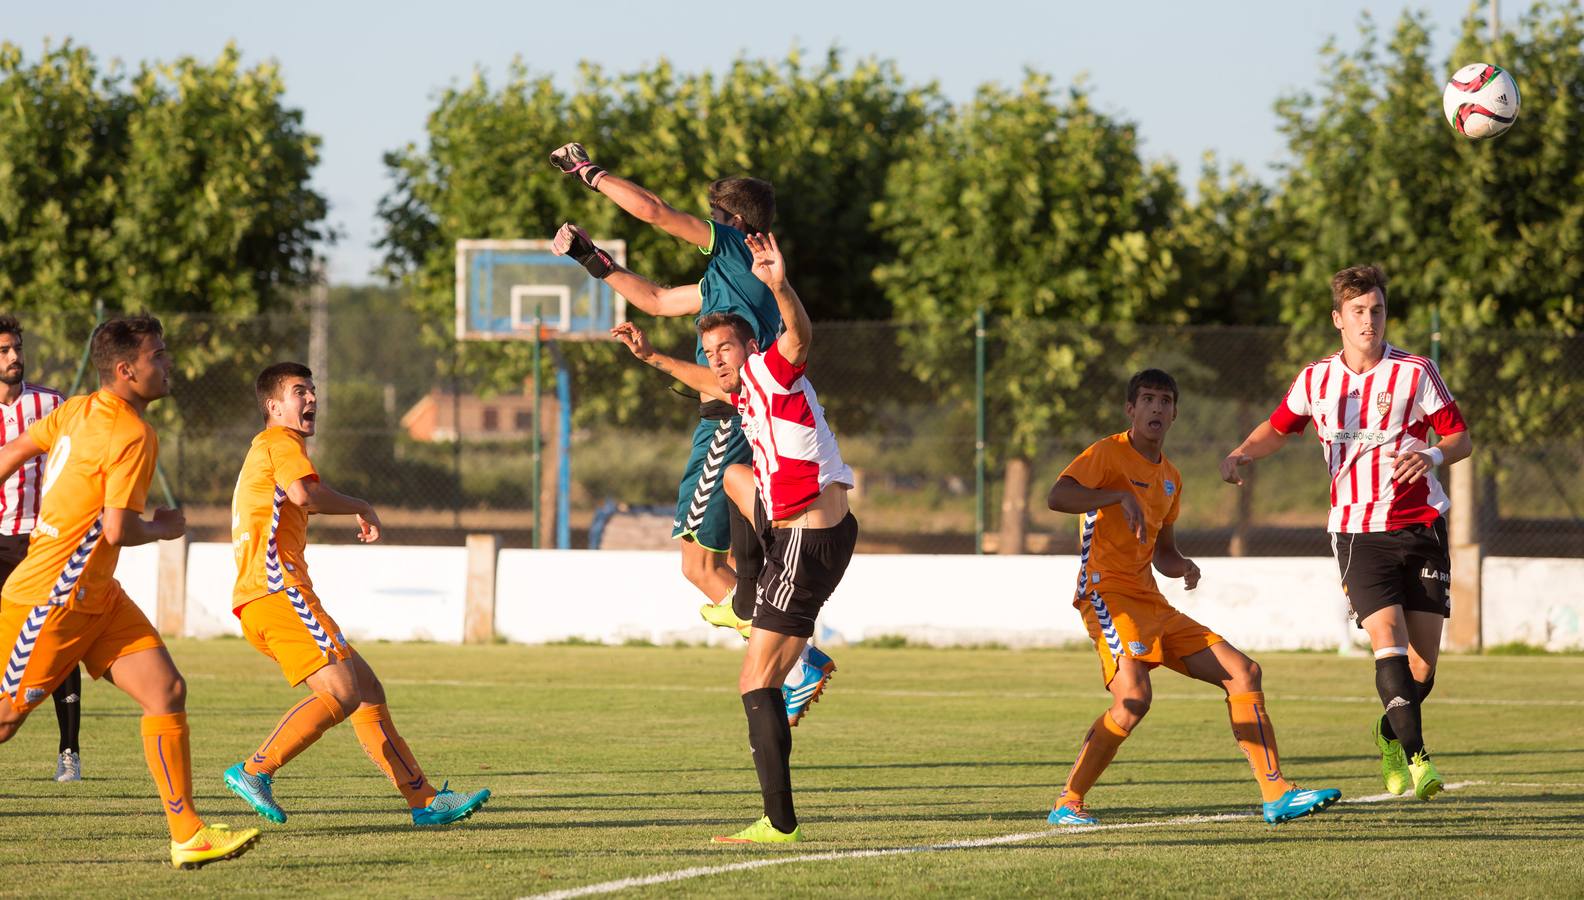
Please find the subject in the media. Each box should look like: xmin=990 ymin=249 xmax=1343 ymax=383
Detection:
xmin=614 ymin=232 xmax=857 ymax=845
xmin=0 ymin=316 xmax=82 ymax=781
xmin=1221 ymin=266 xmax=1473 ymax=802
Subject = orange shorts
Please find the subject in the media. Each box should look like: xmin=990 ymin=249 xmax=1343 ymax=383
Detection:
xmin=238 ymin=587 xmax=353 ymax=686
xmin=1078 ymin=589 xmax=1223 ymax=686
xmin=1 ymin=584 xmax=164 ymax=714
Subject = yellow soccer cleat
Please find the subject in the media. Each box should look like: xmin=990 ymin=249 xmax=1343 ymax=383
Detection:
xmin=711 ymin=815 xmax=802 ymax=844
xmin=699 ymin=599 xmax=752 ymax=638
xmin=170 ymin=824 xmax=261 ymax=870
xmin=1409 ymin=751 xmax=1444 ymax=801
xmin=1372 ymin=716 xmax=1412 ymax=795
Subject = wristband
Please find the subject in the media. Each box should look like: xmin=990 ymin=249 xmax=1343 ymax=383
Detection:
xmin=565 ymin=228 xmax=615 ymax=279
xmin=1425 ymin=447 xmax=1445 ymax=466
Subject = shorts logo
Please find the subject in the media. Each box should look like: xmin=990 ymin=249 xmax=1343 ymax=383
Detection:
xmin=1163 ymin=480 xmax=1175 ymax=497
xmin=1127 ymin=641 xmax=1147 ymax=656
xmin=24 ymin=687 xmax=45 ymax=704
xmin=1375 ymin=391 xmax=1392 ymax=417
xmin=1420 ymin=567 xmax=1450 ymax=584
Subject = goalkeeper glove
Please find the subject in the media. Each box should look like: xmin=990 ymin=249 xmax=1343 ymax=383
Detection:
xmin=549 ymin=142 xmax=607 ymax=190
xmin=554 ymin=223 xmax=615 ymax=279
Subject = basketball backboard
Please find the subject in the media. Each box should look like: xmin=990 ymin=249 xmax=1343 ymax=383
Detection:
xmin=455 ymin=239 xmax=627 ymax=341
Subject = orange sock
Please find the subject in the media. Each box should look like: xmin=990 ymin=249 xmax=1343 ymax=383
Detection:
xmin=350 ymin=703 xmax=438 ymax=809
xmin=1227 ymin=691 xmax=1294 ymax=802
xmin=141 ymin=712 xmax=204 ymax=843
xmin=1057 ymin=711 xmax=1131 ymax=807
xmin=244 ymin=690 xmax=346 ymax=776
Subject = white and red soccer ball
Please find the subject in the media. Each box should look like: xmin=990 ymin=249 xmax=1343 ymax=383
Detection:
xmin=1442 ymin=63 xmax=1520 ymax=139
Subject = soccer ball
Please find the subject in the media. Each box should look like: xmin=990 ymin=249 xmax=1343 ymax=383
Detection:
xmin=1442 ymin=63 xmax=1520 ymax=139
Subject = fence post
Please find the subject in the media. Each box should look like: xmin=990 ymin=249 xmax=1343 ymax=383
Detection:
xmin=463 ymin=533 xmax=501 ymax=644
xmin=1448 ymin=461 xmax=1483 ymax=652
xmin=157 ymin=536 xmax=188 ymax=638
xmin=974 ymin=309 xmax=986 ymax=555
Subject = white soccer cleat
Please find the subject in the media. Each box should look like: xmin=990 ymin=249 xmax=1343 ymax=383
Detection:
xmin=55 ymin=749 xmax=82 ymax=782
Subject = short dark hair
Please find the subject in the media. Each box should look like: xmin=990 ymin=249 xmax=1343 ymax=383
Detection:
xmin=1127 ymin=368 xmax=1179 ymax=405
xmin=91 ymin=314 xmax=163 ymax=381
xmin=256 ymin=362 xmax=313 ymax=415
xmin=1331 ymin=265 xmax=1387 ymax=312
xmin=708 ymin=177 xmax=776 ymax=235
xmin=696 ymin=312 xmax=755 ymax=346
xmin=0 ymin=315 xmax=22 ymax=341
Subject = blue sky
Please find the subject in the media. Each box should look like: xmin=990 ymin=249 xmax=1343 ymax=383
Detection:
xmin=9 ymin=0 xmax=1485 ymax=284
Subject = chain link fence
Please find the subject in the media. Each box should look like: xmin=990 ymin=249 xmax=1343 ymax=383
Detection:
xmin=22 ymin=307 xmax=1583 ymax=555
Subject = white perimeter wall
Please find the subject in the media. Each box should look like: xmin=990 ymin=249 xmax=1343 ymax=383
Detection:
xmin=155 ymin=545 xmax=1584 ymax=651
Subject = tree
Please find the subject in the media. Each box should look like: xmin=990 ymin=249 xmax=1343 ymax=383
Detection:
xmin=0 ymin=40 xmax=328 ymax=433
xmin=872 ymin=73 xmax=1181 ymax=553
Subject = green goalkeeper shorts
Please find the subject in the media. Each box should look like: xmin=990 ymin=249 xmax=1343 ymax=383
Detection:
xmin=671 ymin=416 xmax=751 ymax=553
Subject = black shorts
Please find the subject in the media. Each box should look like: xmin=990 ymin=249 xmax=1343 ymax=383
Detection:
xmin=1332 ymin=518 xmax=1451 ymax=628
xmin=752 ymin=506 xmax=858 ymax=639
xmin=0 ymin=532 xmax=28 ymax=585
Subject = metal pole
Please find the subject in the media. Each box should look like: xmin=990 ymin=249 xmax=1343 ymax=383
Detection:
xmin=1430 ymin=306 xmax=1441 ymax=369
xmin=1490 ymin=0 xmax=1500 ymax=44
xmin=531 ymin=316 xmax=542 ymax=550
xmin=974 ymin=309 xmax=986 ymax=555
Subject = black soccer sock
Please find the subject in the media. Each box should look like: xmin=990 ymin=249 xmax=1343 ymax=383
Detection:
xmin=1374 ymin=655 xmax=1425 ymax=758
xmin=1380 ymin=675 xmax=1434 ymax=742
xmin=52 ymin=666 xmax=82 ymax=754
xmin=729 ymin=503 xmax=763 ymax=623
xmin=742 ymin=687 xmax=796 ymax=833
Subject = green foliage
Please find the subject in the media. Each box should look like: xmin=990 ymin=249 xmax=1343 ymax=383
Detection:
xmin=378 ymin=49 xmax=938 ymax=427
xmin=0 ymin=41 xmax=326 ymax=348
xmin=872 ymin=74 xmax=1181 ymax=461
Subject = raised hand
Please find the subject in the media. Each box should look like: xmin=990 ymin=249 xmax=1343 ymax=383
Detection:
xmin=744 ymin=231 xmax=786 ymax=288
xmin=1385 ymin=448 xmax=1435 ymax=485
xmin=552 ymin=222 xmax=615 ymax=278
xmin=549 ymin=142 xmax=606 ymax=190
xmin=1117 ymin=491 xmax=1146 ymax=544
xmin=610 ymin=321 xmax=654 ymax=361
xmin=152 ymin=506 xmax=186 ymax=540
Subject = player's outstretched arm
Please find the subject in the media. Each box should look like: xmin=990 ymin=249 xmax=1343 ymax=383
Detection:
xmin=101 ymin=505 xmax=185 ymax=547
xmin=745 ymin=232 xmax=812 ymax=366
xmin=286 ymin=478 xmax=381 ymax=543
xmin=1047 ymin=475 xmax=1146 ymax=543
xmin=610 ymin=321 xmax=729 ymax=403
xmin=0 ymin=433 xmax=44 ymax=485
xmin=549 ymin=142 xmax=712 ymax=248
xmin=1221 ymin=421 xmax=1290 ymax=486
xmin=552 ymin=223 xmax=701 ymax=317
xmin=1152 ymin=523 xmax=1201 ymax=590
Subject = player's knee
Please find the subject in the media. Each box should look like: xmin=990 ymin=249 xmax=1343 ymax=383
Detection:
xmin=0 ymin=721 xmax=15 ymax=743
xmin=325 ymin=681 xmax=361 ymax=715
xmin=153 ymin=673 xmax=188 ymax=712
xmin=1238 ymin=657 xmax=1264 ymax=691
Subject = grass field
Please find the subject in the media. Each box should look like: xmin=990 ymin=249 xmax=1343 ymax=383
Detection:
xmin=4 ymin=640 xmax=1583 ymax=897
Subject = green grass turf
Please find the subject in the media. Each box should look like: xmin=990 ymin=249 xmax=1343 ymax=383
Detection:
xmin=3 ymin=640 xmax=1582 ymax=897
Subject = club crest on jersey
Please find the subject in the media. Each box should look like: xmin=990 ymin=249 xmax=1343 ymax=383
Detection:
xmin=1127 ymin=641 xmax=1147 ymax=656
xmin=1163 ymin=479 xmax=1176 ymax=496
xmin=1375 ymin=391 xmax=1392 ymax=416
xmin=25 ymin=687 xmax=46 ymax=704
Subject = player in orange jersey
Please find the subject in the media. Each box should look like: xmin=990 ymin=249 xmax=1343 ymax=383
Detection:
xmin=0 ymin=315 xmax=259 ymax=869
xmin=221 ymin=362 xmax=489 ymax=828
xmin=1044 ymin=369 xmax=1340 ymax=826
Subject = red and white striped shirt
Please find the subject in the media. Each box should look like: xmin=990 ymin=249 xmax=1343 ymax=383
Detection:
xmin=731 ymin=342 xmax=854 ymax=520
xmin=0 ymin=383 xmax=66 ymax=536
xmin=1270 ymin=345 xmax=1467 ymax=533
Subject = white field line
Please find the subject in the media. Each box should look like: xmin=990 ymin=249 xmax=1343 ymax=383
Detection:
xmin=379 ymin=677 xmax=1584 ymax=709
xmin=521 ymin=782 xmax=1493 ymax=900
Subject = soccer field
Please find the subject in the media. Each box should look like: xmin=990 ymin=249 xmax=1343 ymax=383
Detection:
xmin=5 ymin=640 xmax=1582 ymax=897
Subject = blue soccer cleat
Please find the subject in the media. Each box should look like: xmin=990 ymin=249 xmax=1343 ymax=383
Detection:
xmin=412 ymin=781 xmax=491 ymax=826
xmin=1262 ymin=786 xmax=1341 ymax=824
xmin=783 ymin=646 xmax=836 ymax=727
xmin=224 ymin=762 xmax=287 ymax=824
xmin=1047 ymin=801 xmax=1099 ymax=826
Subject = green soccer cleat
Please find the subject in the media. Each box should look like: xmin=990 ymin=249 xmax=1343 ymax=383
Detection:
xmin=224 ymin=762 xmax=287 ymax=824
xmin=711 ymin=815 xmax=802 ymax=844
xmin=412 ymin=782 xmax=491 ymax=826
xmin=1409 ymin=751 xmax=1444 ymax=801
xmin=699 ymin=598 xmax=752 ymax=638
xmin=1372 ymin=715 xmax=1412 ymax=795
